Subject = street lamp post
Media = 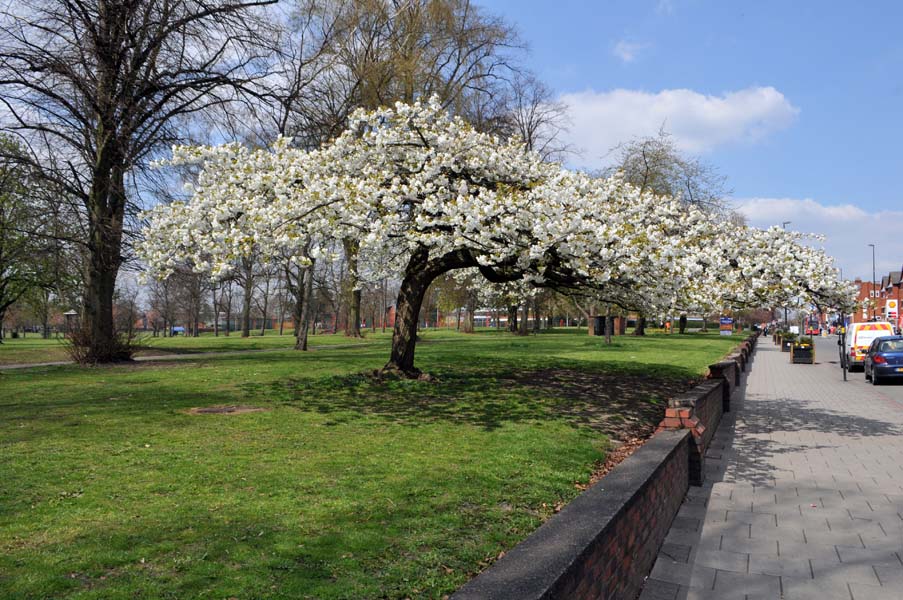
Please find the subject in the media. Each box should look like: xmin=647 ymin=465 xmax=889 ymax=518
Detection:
xmin=782 ymin=221 xmax=791 ymax=326
xmin=868 ymin=243 xmax=877 ymax=320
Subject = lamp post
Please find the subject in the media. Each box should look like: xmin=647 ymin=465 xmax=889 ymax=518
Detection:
xmin=782 ymin=221 xmax=791 ymax=326
xmin=868 ymin=243 xmax=877 ymax=320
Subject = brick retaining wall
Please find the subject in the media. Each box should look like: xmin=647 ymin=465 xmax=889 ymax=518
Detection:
xmin=656 ymin=332 xmax=759 ymax=484
xmin=451 ymin=430 xmax=691 ymax=600
xmin=657 ymin=380 xmax=724 ymax=485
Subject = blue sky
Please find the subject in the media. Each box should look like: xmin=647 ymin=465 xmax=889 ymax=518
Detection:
xmin=480 ymin=0 xmax=903 ymax=280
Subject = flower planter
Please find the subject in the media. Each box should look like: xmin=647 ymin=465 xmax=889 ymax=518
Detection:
xmin=791 ymin=343 xmax=814 ymax=364
xmin=781 ymin=339 xmax=793 ymax=352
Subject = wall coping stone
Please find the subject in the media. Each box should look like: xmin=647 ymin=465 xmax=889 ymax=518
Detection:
xmin=669 ymin=379 xmax=722 ymax=408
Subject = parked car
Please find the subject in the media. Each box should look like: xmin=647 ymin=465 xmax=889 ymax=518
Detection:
xmin=864 ymin=336 xmax=903 ymax=385
xmin=842 ymin=321 xmax=894 ymax=370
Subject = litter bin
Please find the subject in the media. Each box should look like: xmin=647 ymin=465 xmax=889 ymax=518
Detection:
xmin=592 ymin=316 xmax=604 ymax=336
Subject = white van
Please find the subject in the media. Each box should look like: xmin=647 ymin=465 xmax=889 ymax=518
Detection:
xmin=842 ymin=321 xmax=895 ymax=369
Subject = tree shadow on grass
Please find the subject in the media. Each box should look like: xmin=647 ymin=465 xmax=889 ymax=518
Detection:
xmin=250 ymin=363 xmax=703 ymax=440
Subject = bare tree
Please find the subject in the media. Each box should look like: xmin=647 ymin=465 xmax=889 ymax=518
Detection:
xmin=253 ymin=263 xmax=278 ymax=336
xmin=148 ymin=277 xmax=177 ymax=337
xmin=0 ymin=136 xmax=69 ymax=339
xmin=235 ymin=256 xmax=256 ymax=338
xmin=501 ymin=73 xmax=572 ymax=161
xmin=291 ymin=0 xmax=523 ymax=338
xmin=0 ymin=0 xmax=276 ymax=361
xmin=605 ymin=128 xmax=731 ymax=215
xmin=172 ymin=269 xmax=206 ymax=337
xmin=220 ymin=279 xmax=235 ymax=336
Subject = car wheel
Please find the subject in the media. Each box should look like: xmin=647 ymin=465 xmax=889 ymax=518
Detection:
xmin=872 ymin=372 xmax=881 ymax=386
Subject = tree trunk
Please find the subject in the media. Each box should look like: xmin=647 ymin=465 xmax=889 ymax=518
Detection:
xmin=633 ymin=315 xmax=647 ymax=336
xmin=298 ymin=262 xmax=315 ymax=351
xmin=385 ymin=272 xmax=433 ymax=375
xmin=291 ymin=285 xmax=304 ymax=349
xmin=83 ymin=247 xmax=121 ymax=360
xmin=212 ymin=283 xmax=220 ymax=337
xmin=518 ymin=302 xmax=529 ymax=335
xmin=701 ymin=317 xmax=708 ymax=332
xmin=532 ymin=299 xmax=541 ymax=333
xmin=384 ymin=248 xmax=480 ymax=375
xmin=241 ymin=281 xmax=252 ymax=338
xmin=259 ymin=293 xmax=268 ymax=336
xmin=381 ymin=279 xmax=388 ymax=334
xmin=604 ymin=306 xmax=612 ymax=345
xmin=463 ymin=294 xmax=476 ymax=333
xmin=679 ymin=314 xmax=688 ymax=334
xmin=508 ymin=305 xmax=518 ymax=333
xmin=80 ymin=139 xmax=126 ymax=362
xmin=278 ymin=293 xmax=285 ymax=336
xmin=344 ymin=238 xmax=362 ymax=338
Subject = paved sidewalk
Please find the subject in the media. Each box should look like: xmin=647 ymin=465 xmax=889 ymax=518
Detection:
xmin=641 ymin=337 xmax=903 ymax=600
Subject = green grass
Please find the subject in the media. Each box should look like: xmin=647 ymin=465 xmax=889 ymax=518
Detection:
xmin=0 ymin=330 xmax=743 ymax=599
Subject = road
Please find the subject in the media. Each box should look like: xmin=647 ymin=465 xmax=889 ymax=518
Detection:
xmin=819 ymin=334 xmax=903 ymax=399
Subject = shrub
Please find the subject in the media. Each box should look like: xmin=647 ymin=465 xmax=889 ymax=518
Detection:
xmin=64 ymin=325 xmax=140 ymax=364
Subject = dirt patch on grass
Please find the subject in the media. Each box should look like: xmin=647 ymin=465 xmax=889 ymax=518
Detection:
xmin=508 ymin=368 xmax=697 ymax=441
xmin=510 ymin=368 xmax=701 ymax=491
xmin=187 ymin=405 xmax=266 ymax=415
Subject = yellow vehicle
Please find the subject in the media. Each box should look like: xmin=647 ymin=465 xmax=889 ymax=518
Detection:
xmin=842 ymin=321 xmax=894 ymax=370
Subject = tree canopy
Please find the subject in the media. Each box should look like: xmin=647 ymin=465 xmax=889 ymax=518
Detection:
xmin=139 ymin=98 xmax=856 ymax=375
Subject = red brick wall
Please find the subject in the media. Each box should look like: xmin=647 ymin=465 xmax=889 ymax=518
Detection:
xmin=451 ymin=430 xmax=691 ymax=600
xmin=552 ymin=432 xmax=691 ymax=600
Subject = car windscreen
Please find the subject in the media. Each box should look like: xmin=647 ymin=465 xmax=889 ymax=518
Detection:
xmin=878 ymin=340 xmax=903 ymax=352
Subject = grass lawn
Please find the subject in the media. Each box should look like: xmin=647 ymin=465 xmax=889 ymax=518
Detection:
xmin=0 ymin=330 xmax=743 ymax=599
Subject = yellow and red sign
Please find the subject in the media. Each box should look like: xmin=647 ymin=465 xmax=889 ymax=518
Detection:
xmin=887 ymin=299 xmax=899 ymax=320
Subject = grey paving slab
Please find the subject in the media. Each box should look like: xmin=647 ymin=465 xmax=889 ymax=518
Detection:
xmin=780 ymin=575 xmax=852 ymax=600
xmin=641 ymin=336 xmax=903 ymax=599
xmin=711 ymin=570 xmax=782 ymax=596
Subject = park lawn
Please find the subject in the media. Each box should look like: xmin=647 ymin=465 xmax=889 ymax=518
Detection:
xmin=0 ymin=330 xmax=743 ymax=599
xmin=0 ymin=330 xmax=375 ymax=366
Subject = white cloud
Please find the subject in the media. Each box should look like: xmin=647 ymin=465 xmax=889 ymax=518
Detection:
xmin=735 ymin=197 xmax=903 ymax=281
xmin=612 ymin=40 xmax=647 ymax=63
xmin=656 ymin=0 xmax=675 ymax=15
xmin=560 ymin=87 xmax=799 ymax=167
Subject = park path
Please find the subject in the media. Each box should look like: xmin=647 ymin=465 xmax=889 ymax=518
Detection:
xmin=641 ymin=336 xmax=903 ymax=600
xmin=0 ymin=342 xmax=379 ymax=370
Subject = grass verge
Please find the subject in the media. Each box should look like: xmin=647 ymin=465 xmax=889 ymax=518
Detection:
xmin=0 ymin=330 xmax=742 ymax=599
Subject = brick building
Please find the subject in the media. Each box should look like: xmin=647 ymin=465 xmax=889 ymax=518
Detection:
xmin=849 ymin=270 xmax=903 ymax=329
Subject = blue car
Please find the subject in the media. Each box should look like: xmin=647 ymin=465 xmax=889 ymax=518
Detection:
xmin=864 ymin=336 xmax=903 ymax=385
